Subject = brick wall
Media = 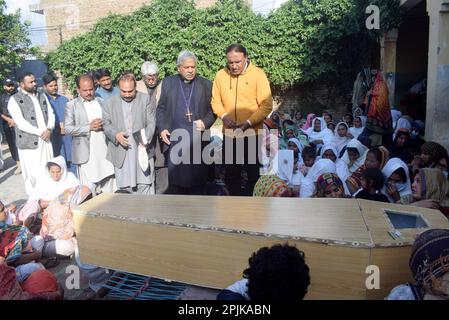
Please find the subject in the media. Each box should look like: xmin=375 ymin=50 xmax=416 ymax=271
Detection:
xmin=273 ymin=81 xmax=353 ymax=121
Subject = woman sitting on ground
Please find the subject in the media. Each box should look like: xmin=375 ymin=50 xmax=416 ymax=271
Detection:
xmin=279 ymin=120 xmax=299 ymax=150
xmin=404 ymin=168 xmax=449 ymax=217
xmin=386 ymin=229 xmax=449 ymax=300
xmin=348 ymin=116 xmax=366 ymax=140
xmin=9 ymin=156 xmax=80 ymax=231
xmin=411 ymin=141 xmax=448 ymax=173
xmin=314 ymin=173 xmax=347 ymax=198
xmin=0 ymin=209 xmax=47 ymax=282
xmin=388 ymin=129 xmax=413 ymax=165
xmin=341 ymin=139 xmax=369 ymax=174
xmin=301 ymin=113 xmax=316 ymax=131
xmin=345 ymin=146 xmax=390 ymax=195
xmin=37 ymin=185 xmax=92 ymax=259
xmin=382 ymin=158 xmax=412 ymax=203
xmin=305 ymin=117 xmax=333 ymax=152
xmin=300 ymin=159 xmax=336 ymax=198
xmin=320 ymin=145 xmax=350 ymax=194
xmin=0 ymin=257 xmax=63 ymax=300
xmin=331 ymin=122 xmax=351 ymax=156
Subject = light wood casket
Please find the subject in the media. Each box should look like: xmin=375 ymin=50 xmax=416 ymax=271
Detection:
xmin=72 ymin=194 xmax=449 ymax=299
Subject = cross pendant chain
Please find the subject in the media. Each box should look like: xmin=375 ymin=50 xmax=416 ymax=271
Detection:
xmin=179 ymin=79 xmax=195 ymax=124
xmin=186 ymin=110 xmax=193 ymax=122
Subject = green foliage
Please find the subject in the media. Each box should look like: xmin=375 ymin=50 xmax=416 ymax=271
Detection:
xmin=47 ymin=0 xmax=402 ymax=93
xmin=0 ymin=0 xmax=32 ymax=81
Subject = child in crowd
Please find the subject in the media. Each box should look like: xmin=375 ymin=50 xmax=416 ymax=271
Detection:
xmin=354 ymin=168 xmax=389 ymax=202
xmin=300 ymin=146 xmax=316 ymax=176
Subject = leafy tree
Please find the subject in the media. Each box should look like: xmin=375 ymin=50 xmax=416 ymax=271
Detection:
xmin=0 ymin=0 xmax=32 ymax=81
xmin=47 ymin=0 xmax=402 ymax=94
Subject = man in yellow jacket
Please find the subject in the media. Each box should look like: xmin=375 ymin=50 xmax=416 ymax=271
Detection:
xmin=211 ymin=44 xmax=273 ymax=196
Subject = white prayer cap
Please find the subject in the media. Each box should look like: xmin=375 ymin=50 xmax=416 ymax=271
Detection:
xmin=141 ymin=61 xmax=159 ymax=76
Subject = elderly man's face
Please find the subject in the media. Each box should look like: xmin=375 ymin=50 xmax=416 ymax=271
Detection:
xmin=178 ymin=58 xmax=196 ymax=81
xmin=143 ymin=74 xmax=159 ymax=88
xmin=119 ymin=80 xmax=137 ymax=103
xmin=226 ymin=51 xmax=247 ymax=76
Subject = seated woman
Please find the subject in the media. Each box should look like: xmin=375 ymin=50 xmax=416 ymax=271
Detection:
xmin=320 ymin=145 xmax=350 ymax=194
xmin=38 ymin=185 xmax=92 ymax=259
xmin=327 ymin=121 xmax=336 ymax=132
xmin=388 ymin=129 xmax=413 ymax=165
xmin=348 ymin=116 xmax=366 ymax=140
xmin=270 ymin=150 xmax=304 ymax=197
xmin=293 ymin=111 xmax=304 ymax=129
xmin=287 ymin=137 xmax=304 ymax=158
xmin=10 ymin=156 xmax=80 ymax=231
xmin=279 ymin=120 xmax=299 ymax=150
xmin=343 ymin=113 xmax=354 ymax=127
xmin=315 ymin=173 xmax=346 ymax=198
xmin=300 ymin=159 xmax=336 ymax=198
xmin=305 ymin=117 xmax=333 ymax=152
xmin=301 ymin=113 xmax=316 ymax=131
xmin=253 ymin=175 xmax=292 ymax=197
xmin=382 ymin=158 xmax=412 ymax=203
xmin=331 ymin=122 xmax=351 ymax=156
xmin=386 ymin=229 xmax=449 ymax=300
xmin=406 ymin=168 xmax=449 ymax=217
xmin=411 ymin=141 xmax=448 ymax=173
xmin=217 ymin=243 xmax=310 ymax=301
xmin=0 ymin=258 xmax=63 ymax=300
xmin=353 ymin=168 xmax=389 ymax=203
xmin=341 ymin=139 xmax=369 ymax=174
xmin=346 ymin=146 xmax=390 ymax=195
xmin=0 ymin=216 xmax=45 ymax=282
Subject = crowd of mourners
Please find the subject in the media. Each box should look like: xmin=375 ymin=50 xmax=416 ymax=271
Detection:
xmin=1 ymin=44 xmax=448 ymax=300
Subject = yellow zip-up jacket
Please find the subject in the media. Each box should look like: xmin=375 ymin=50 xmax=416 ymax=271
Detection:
xmin=211 ymin=62 xmax=273 ymax=132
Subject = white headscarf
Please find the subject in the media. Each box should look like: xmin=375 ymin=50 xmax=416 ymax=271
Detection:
xmin=393 ymin=117 xmax=412 ymax=140
xmin=341 ymin=139 xmax=369 ymax=173
xmin=381 ymin=157 xmax=412 ymax=202
xmin=349 ymin=116 xmax=366 ymax=139
xmin=320 ymin=145 xmax=351 ymax=187
xmin=270 ymin=150 xmax=304 ymax=187
xmin=331 ymin=122 xmax=351 ymax=155
xmin=288 ymin=138 xmax=304 ymax=165
xmin=306 ymin=117 xmax=334 ymax=146
xmin=288 ymin=138 xmax=304 ymax=154
xmin=300 ymin=158 xmax=336 ymax=198
xmin=30 ymin=156 xmax=80 ymax=201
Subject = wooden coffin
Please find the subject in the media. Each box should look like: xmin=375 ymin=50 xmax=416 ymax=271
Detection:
xmin=72 ymin=194 xmax=449 ymax=299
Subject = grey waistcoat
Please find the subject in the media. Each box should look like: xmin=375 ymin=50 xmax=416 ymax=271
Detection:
xmin=12 ymin=91 xmax=49 ymax=150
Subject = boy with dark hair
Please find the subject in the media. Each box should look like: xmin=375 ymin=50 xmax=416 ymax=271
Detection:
xmin=300 ymin=146 xmax=316 ymax=176
xmin=354 ymin=168 xmax=389 ymax=202
xmin=217 ymin=243 xmax=310 ymax=301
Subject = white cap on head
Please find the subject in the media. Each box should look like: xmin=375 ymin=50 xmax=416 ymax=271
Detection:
xmin=141 ymin=61 xmax=159 ymax=76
